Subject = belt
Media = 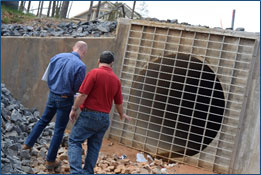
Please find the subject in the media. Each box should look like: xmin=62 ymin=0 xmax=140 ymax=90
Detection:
xmin=60 ymin=95 xmax=69 ymax=98
xmin=51 ymin=92 xmax=72 ymax=98
xmin=82 ymin=108 xmax=109 ymax=114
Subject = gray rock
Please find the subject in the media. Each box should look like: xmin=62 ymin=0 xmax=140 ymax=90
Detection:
xmin=28 ymin=114 xmax=38 ymax=123
xmin=97 ymin=22 xmax=111 ymax=33
xmin=21 ymin=159 xmax=32 ymax=166
xmin=14 ymin=125 xmax=23 ymax=135
xmin=5 ymin=130 xmax=18 ymax=137
xmin=20 ymin=150 xmax=31 ymax=159
xmin=167 ymin=19 xmax=178 ymax=24
xmin=26 ymin=26 xmax=34 ymax=31
xmin=1 ymin=163 xmax=13 ymax=174
xmin=236 ymin=27 xmax=245 ymax=31
xmin=21 ymin=166 xmax=34 ymax=174
xmin=10 ymin=109 xmax=22 ymax=122
xmin=5 ymin=122 xmax=14 ymax=132
xmin=1 ymin=157 xmax=11 ymax=163
xmin=31 ymin=147 xmax=39 ymax=157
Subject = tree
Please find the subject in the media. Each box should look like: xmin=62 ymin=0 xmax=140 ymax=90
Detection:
xmin=87 ymin=1 xmax=93 ymax=21
xmin=19 ymin=1 xmax=25 ymax=11
xmin=47 ymin=1 xmax=52 ymax=17
xmin=26 ymin=1 xmax=31 ymax=13
xmin=131 ymin=1 xmax=136 ymax=19
xmin=39 ymin=1 xmax=44 ymax=17
xmin=95 ymin=1 xmax=101 ymax=19
xmin=55 ymin=1 xmax=63 ymax=18
xmin=51 ymin=1 xmax=56 ymax=17
xmin=137 ymin=1 xmax=149 ymax=18
xmin=36 ymin=1 xmax=41 ymax=16
xmin=60 ymin=1 xmax=70 ymax=18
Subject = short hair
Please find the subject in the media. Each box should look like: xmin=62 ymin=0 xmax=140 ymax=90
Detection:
xmin=100 ymin=51 xmax=114 ymax=64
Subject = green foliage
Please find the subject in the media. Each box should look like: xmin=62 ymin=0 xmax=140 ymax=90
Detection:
xmin=1 ymin=4 xmax=35 ymax=24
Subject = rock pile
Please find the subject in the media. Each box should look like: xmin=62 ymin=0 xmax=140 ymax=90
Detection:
xmin=1 ymin=83 xmax=69 ymax=174
xmin=1 ymin=20 xmax=117 ymax=37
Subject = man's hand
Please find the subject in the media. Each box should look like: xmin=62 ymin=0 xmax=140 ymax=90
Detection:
xmin=69 ymin=110 xmax=78 ymax=122
xmin=120 ymin=114 xmax=131 ymax=121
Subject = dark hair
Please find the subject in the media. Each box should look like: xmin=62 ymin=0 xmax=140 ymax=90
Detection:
xmin=100 ymin=51 xmax=114 ymax=64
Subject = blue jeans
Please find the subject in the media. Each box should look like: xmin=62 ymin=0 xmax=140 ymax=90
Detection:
xmin=68 ymin=110 xmax=110 ymax=174
xmin=25 ymin=91 xmax=73 ymax=162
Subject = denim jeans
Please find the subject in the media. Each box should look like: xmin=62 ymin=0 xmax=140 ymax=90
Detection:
xmin=25 ymin=91 xmax=73 ymax=162
xmin=68 ymin=110 xmax=110 ymax=174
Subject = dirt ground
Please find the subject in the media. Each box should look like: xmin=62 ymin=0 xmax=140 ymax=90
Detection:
xmin=98 ymin=138 xmax=214 ymax=174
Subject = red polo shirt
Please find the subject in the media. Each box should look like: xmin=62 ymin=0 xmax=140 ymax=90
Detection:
xmin=78 ymin=66 xmax=123 ymax=113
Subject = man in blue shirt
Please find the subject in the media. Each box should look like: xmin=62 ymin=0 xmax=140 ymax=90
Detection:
xmin=23 ymin=41 xmax=87 ymax=170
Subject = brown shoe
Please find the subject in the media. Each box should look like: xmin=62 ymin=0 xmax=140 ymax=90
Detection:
xmin=45 ymin=161 xmax=61 ymax=170
xmin=22 ymin=144 xmax=32 ymax=152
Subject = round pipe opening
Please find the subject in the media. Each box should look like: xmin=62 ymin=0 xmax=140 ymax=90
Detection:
xmin=129 ymin=53 xmax=225 ymax=157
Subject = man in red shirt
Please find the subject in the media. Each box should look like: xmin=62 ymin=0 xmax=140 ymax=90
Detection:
xmin=68 ymin=51 xmax=131 ymax=174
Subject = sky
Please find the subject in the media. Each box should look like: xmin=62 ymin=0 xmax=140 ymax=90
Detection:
xmin=26 ymin=1 xmax=260 ymax=32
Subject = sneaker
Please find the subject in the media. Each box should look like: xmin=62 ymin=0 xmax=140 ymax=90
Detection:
xmin=22 ymin=144 xmax=32 ymax=152
xmin=45 ymin=161 xmax=61 ymax=170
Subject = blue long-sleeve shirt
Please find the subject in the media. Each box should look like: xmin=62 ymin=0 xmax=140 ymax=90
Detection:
xmin=48 ymin=52 xmax=86 ymax=96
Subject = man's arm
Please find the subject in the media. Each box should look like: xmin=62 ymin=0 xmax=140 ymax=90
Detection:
xmin=115 ymin=104 xmax=131 ymax=121
xmin=73 ymin=66 xmax=86 ymax=94
xmin=70 ymin=93 xmax=87 ymax=122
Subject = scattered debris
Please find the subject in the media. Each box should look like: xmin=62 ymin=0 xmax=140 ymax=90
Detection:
xmin=119 ymin=154 xmax=127 ymax=160
xmin=136 ymin=152 xmax=147 ymax=163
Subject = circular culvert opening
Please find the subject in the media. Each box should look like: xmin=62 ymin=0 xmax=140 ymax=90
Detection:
xmin=130 ymin=53 xmax=225 ymax=157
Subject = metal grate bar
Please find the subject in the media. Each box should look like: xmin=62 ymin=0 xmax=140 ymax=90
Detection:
xmin=169 ymin=29 xmax=192 ymax=160
xmin=154 ymin=28 xmax=171 ymax=155
xmin=111 ymin=118 xmax=235 ymax=147
xmin=121 ymin=78 xmax=245 ymax=100
xmin=212 ymin=37 xmax=241 ymax=171
xmin=121 ymin=107 xmax=239 ymax=132
xmin=114 ymin=108 xmax=238 ymax=136
xmin=123 ymin=55 xmax=249 ymax=74
xmin=127 ymin=25 xmax=146 ymax=148
xmin=122 ymin=91 xmax=243 ymax=113
xmin=141 ymin=27 xmax=158 ymax=151
xmin=129 ymin=30 xmax=255 ymax=49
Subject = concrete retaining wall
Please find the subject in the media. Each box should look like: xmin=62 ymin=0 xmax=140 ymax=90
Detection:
xmin=1 ymin=37 xmax=116 ymax=114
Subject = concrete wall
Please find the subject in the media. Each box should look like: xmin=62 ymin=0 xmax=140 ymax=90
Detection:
xmin=1 ymin=37 xmax=116 ymax=114
xmin=232 ymin=41 xmax=260 ymax=174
